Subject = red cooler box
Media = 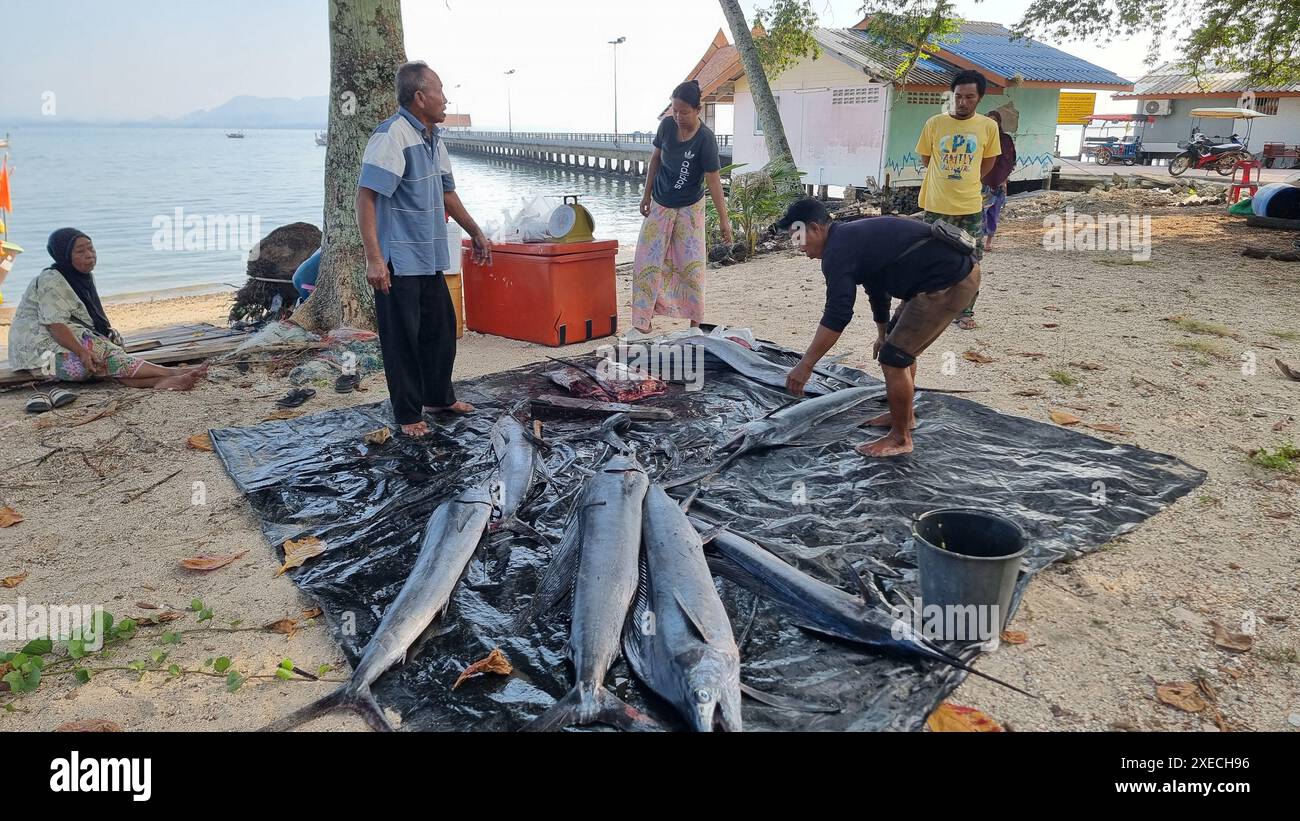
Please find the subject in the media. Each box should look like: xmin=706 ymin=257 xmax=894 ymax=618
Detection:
xmin=461 ymin=238 xmax=619 ymax=346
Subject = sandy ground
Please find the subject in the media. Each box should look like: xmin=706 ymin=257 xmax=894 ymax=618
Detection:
xmin=1 ymin=207 xmax=1297 ymax=732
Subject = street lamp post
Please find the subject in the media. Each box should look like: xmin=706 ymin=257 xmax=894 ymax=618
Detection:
xmin=504 ymin=69 xmax=516 ymax=139
xmin=608 ymin=37 xmax=625 ymax=138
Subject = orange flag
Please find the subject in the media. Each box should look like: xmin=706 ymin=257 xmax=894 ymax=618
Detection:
xmin=0 ymin=160 xmax=11 ymax=212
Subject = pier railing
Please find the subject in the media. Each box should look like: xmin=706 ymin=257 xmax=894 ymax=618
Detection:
xmin=445 ymin=130 xmax=732 ymax=148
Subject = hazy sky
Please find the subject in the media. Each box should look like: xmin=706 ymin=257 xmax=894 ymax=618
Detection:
xmin=1 ymin=1 xmax=1175 ymax=130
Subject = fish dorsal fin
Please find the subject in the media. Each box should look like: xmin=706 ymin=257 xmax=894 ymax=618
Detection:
xmin=452 ymin=498 xmax=491 ymax=533
xmin=842 ymin=558 xmax=884 ymax=607
xmin=762 ymin=398 xmax=800 ymax=420
xmin=673 ymin=590 xmax=717 ymax=645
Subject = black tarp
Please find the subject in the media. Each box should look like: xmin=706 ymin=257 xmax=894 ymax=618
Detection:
xmin=211 ymin=343 xmax=1205 ymax=731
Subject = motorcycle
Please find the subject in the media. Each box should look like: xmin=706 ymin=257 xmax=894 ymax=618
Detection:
xmin=1169 ymin=131 xmax=1253 ymax=176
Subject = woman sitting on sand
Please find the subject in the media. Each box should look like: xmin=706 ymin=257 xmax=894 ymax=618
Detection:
xmin=7 ymin=228 xmax=208 ymax=399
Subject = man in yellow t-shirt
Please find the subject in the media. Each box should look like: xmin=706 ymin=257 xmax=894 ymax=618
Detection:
xmin=915 ymin=70 xmax=1000 ymax=329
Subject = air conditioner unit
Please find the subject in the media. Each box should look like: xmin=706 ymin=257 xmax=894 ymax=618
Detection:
xmin=1144 ymin=99 xmax=1173 ymax=116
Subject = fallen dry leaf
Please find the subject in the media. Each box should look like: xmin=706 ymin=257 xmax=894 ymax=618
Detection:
xmin=2 ymin=571 xmax=29 ymax=588
xmin=263 ymin=618 xmax=299 ymax=638
xmin=926 ymin=702 xmax=1003 ymax=732
xmin=1212 ymin=622 xmax=1254 ymax=653
xmin=1043 ymin=323 xmax=1059 ymax=329
xmin=1266 ymin=511 xmax=1293 ymax=520
xmin=1272 ymin=419 xmax=1293 ymax=432
xmin=179 ymin=550 xmax=248 ymax=572
xmin=962 ymin=350 xmax=994 ymax=364
xmin=134 ymin=601 xmax=159 ymax=610
xmin=1070 ymin=361 xmax=1104 ymax=371
xmin=301 ymin=607 xmax=323 ymax=619
xmin=1013 ymin=389 xmax=1044 ymax=397
xmin=452 ymin=647 xmax=513 ymax=690
xmin=186 ymin=433 xmax=214 ymax=452
xmin=1155 ymin=681 xmax=1208 ymax=713
xmin=1050 ymin=410 xmax=1082 ymax=426
xmin=0 ymin=507 xmax=24 ymax=528
xmin=1084 ymin=423 xmax=1127 ymax=434
xmin=1016 ymin=352 xmax=1047 ymax=359
xmin=134 ymin=611 xmax=182 ymax=627
xmin=277 ymin=537 xmax=326 ymax=576
xmin=55 ymin=719 xmax=123 ymax=732
xmin=1043 ymin=305 xmax=1061 ymax=311
xmin=362 ymin=427 xmax=392 ymax=446
xmin=1000 ymin=630 xmax=1028 ymax=645
xmin=1062 ymin=402 xmax=1092 ymax=411
xmin=1276 ymin=359 xmax=1300 ymax=381
xmin=265 ymin=409 xmax=301 ymax=421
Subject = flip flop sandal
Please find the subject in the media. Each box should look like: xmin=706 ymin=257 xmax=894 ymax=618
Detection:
xmin=25 ymin=393 xmax=53 ymax=414
xmin=335 ymin=373 xmax=361 ymax=394
xmin=275 ymin=388 xmax=316 ymax=408
xmin=47 ymin=387 xmax=78 ymax=408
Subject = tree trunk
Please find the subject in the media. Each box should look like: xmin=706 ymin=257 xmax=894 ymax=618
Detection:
xmin=294 ymin=0 xmax=406 ymax=333
xmin=719 ymin=0 xmax=794 ymax=169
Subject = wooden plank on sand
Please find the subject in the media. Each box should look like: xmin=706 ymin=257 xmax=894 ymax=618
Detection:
xmin=531 ymin=394 xmax=673 ymax=421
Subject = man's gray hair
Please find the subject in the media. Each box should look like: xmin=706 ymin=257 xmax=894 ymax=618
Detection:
xmin=396 ymin=61 xmax=432 ymax=107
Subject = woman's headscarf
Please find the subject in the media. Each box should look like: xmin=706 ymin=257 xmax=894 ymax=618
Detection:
xmin=47 ymin=227 xmax=112 ymax=337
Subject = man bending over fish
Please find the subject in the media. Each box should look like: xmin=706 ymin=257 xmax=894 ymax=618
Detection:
xmin=778 ymin=198 xmax=980 ymax=457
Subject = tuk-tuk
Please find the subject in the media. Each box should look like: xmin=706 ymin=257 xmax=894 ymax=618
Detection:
xmin=1081 ymin=114 xmax=1153 ymax=166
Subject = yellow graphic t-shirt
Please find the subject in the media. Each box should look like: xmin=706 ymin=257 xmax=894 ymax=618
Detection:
xmin=915 ymin=112 xmax=1001 ymax=216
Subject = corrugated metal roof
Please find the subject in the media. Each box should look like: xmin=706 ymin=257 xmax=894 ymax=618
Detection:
xmin=1112 ymin=62 xmax=1300 ymax=97
xmin=815 ymin=22 xmax=1130 ymax=89
xmin=937 ymin=21 xmax=1132 ymax=86
xmin=814 ymin=27 xmax=956 ymax=87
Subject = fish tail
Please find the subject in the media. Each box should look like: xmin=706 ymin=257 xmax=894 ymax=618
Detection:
xmin=521 ymin=687 xmax=583 ymax=732
xmin=914 ymin=645 xmax=1036 ymax=699
xmin=258 ymin=684 xmax=395 ymax=732
xmin=522 ymin=687 xmax=662 ymax=732
xmin=594 ymin=687 xmax=663 ymax=732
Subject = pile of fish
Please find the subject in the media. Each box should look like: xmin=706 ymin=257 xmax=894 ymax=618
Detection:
xmin=261 ymin=346 xmax=1026 ymax=732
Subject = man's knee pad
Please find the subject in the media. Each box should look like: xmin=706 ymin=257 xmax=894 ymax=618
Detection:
xmin=877 ymin=341 xmax=915 ymax=369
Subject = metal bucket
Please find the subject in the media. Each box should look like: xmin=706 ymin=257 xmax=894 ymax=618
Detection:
xmin=914 ymin=508 xmax=1028 ymax=641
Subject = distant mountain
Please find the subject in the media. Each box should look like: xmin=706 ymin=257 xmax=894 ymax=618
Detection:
xmin=172 ymin=95 xmax=328 ymax=128
xmin=0 ymin=95 xmax=328 ymax=129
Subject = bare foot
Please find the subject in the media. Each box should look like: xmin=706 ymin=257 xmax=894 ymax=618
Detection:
xmin=855 ymin=434 xmax=913 ymax=458
xmin=154 ymin=372 xmax=200 ymax=391
xmin=862 ymin=411 xmax=918 ymax=430
xmin=956 ymin=315 xmax=978 ymax=330
xmin=424 ymin=401 xmax=475 ymax=414
xmin=401 ymin=421 xmax=431 ymax=438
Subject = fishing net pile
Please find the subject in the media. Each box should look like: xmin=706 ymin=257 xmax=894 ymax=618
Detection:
xmin=211 ymin=336 xmax=1203 ymax=731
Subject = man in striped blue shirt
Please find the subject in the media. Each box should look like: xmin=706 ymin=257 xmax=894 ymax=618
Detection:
xmin=357 ymin=61 xmax=492 ymax=438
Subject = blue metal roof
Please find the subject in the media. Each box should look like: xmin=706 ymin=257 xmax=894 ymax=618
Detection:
xmin=938 ymin=21 xmax=1132 ymax=87
xmin=819 ymin=28 xmax=958 ymax=87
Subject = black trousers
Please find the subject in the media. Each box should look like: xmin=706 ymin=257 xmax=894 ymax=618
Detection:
xmin=373 ymin=271 xmax=457 ymax=426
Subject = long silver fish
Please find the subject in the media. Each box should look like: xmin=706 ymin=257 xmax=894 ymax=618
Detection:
xmin=720 ymin=386 xmax=880 ymax=458
xmin=680 ymin=334 xmax=833 ymax=396
xmin=622 ymin=485 xmax=742 ymax=731
xmin=522 ymin=452 xmax=658 ymax=731
xmin=488 ymin=414 xmax=538 ymax=528
xmin=693 ymin=520 xmax=1032 ymax=697
xmin=260 ymin=485 xmax=494 ymax=732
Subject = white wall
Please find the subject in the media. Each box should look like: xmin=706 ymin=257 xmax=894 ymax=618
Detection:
xmin=1141 ymin=96 xmax=1300 ymax=151
xmin=733 ymin=56 xmax=888 ymax=188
